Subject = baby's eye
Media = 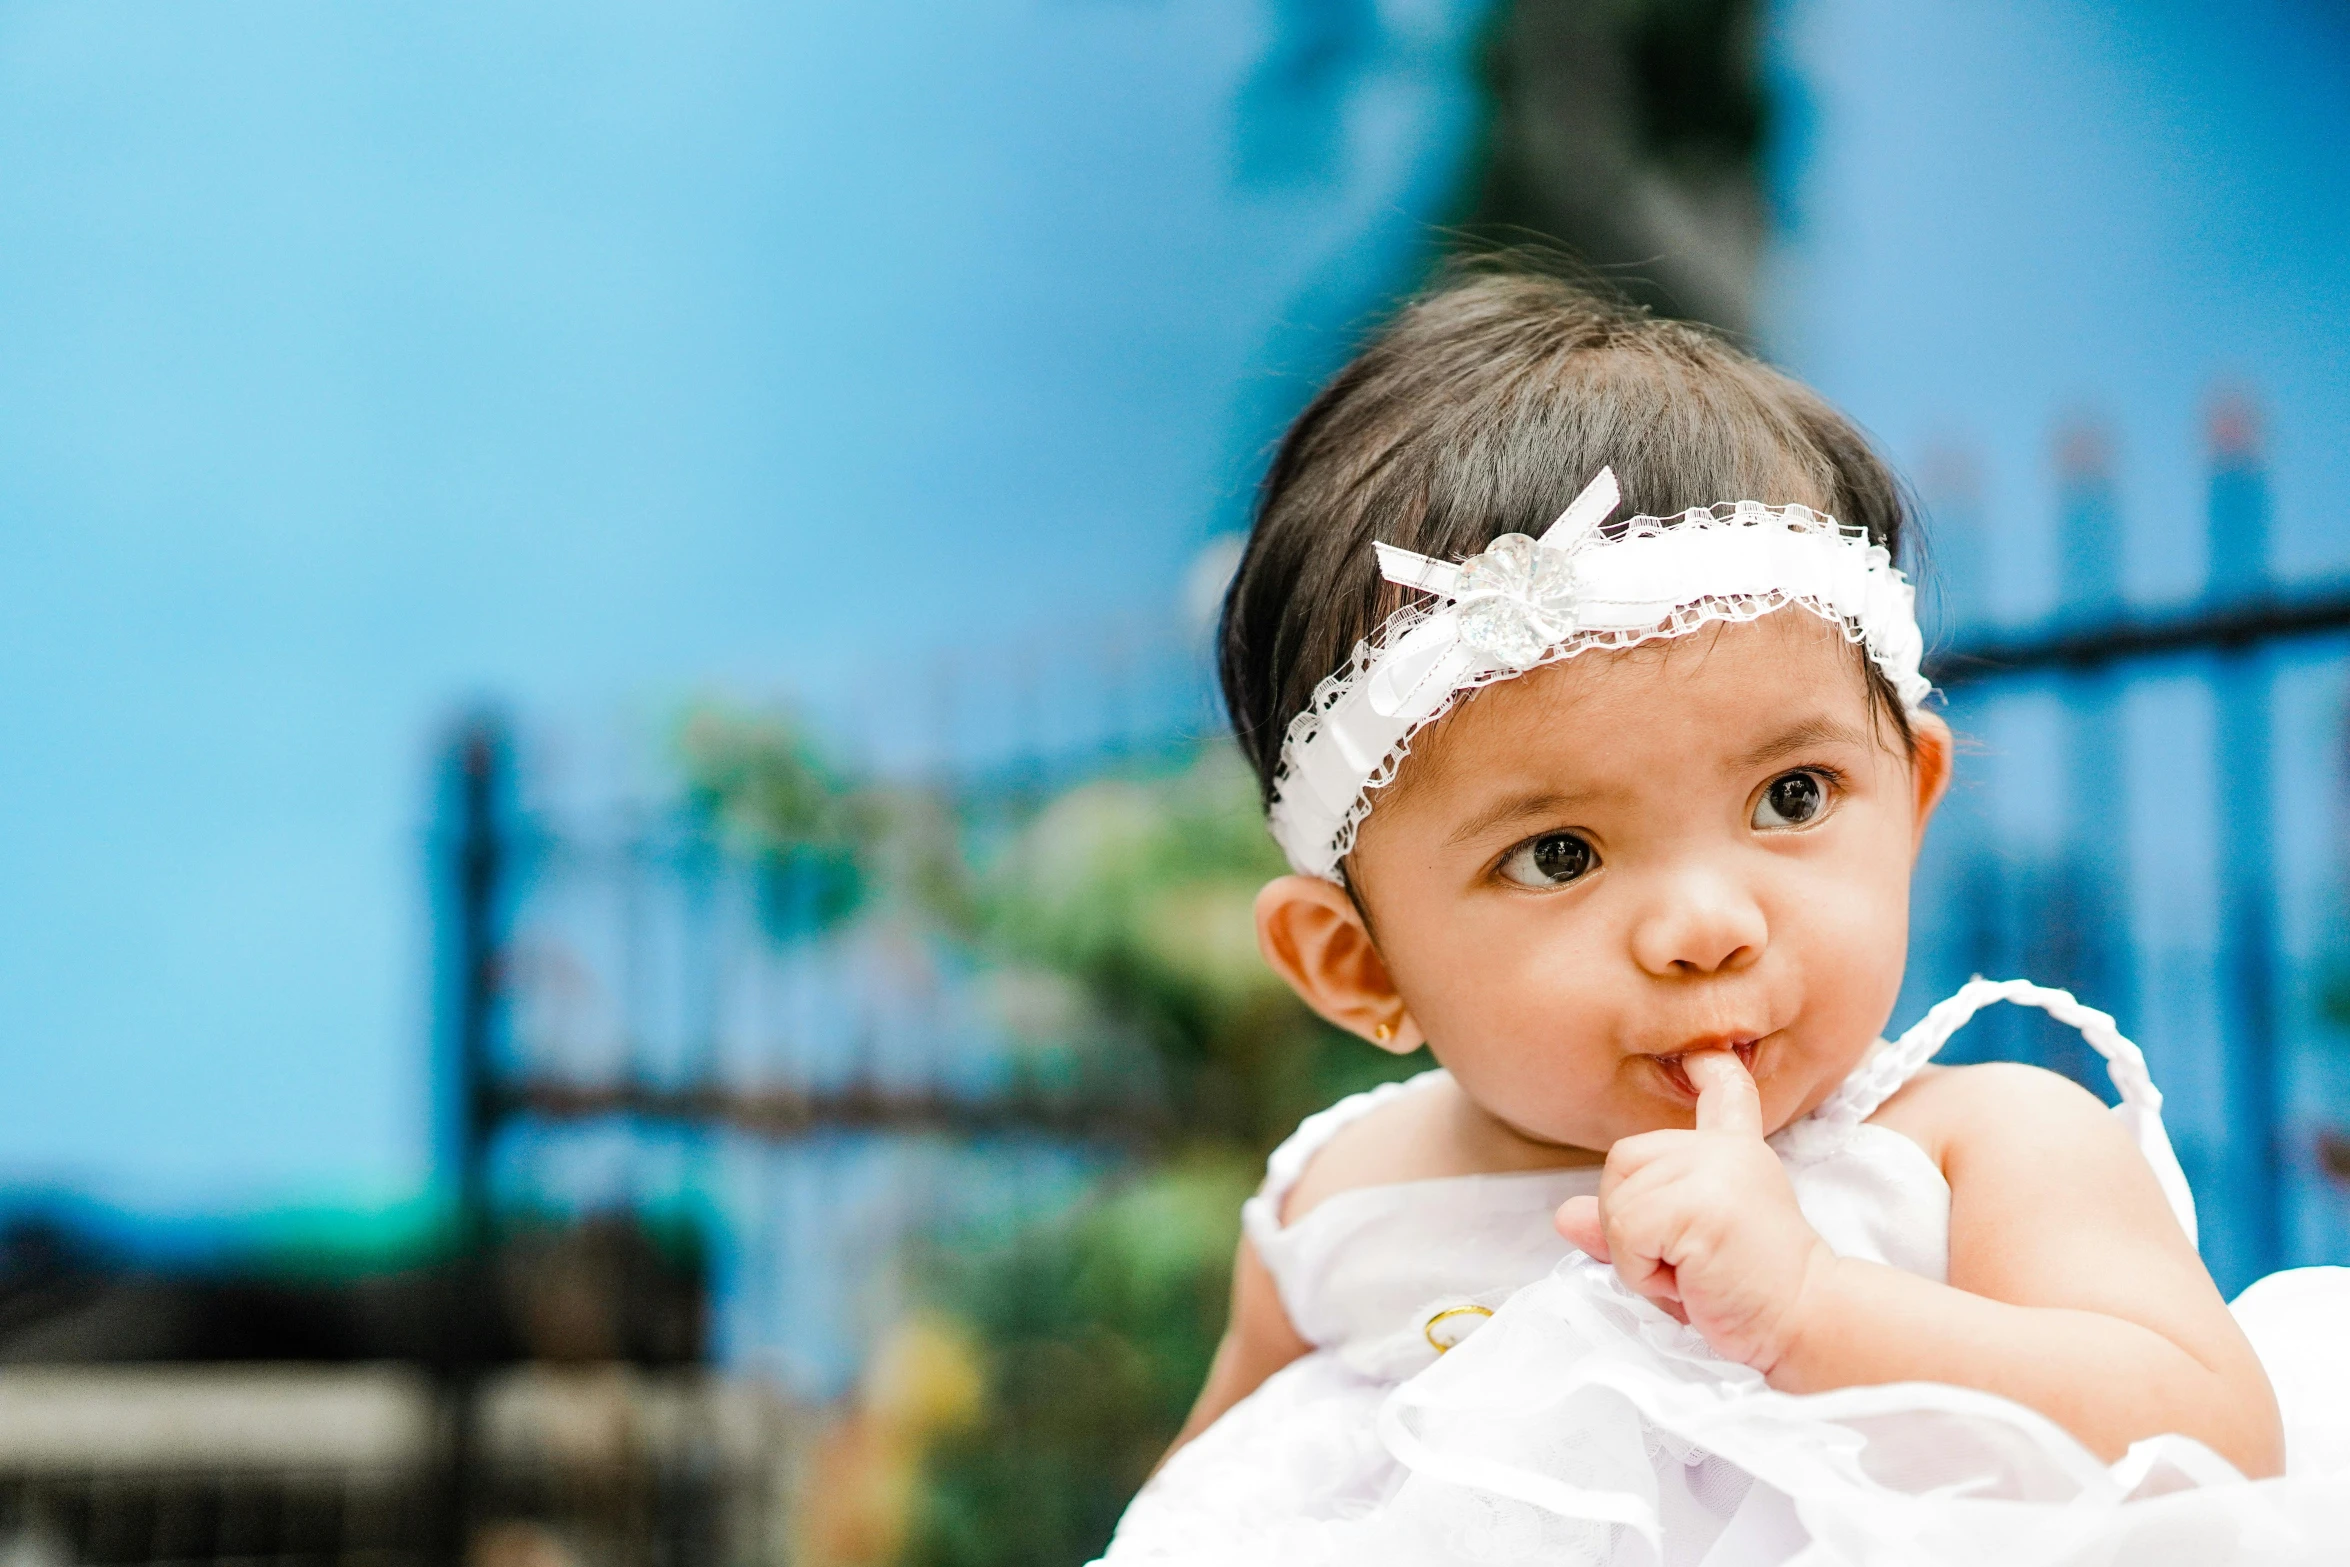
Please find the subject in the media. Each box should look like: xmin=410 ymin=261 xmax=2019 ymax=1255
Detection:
xmin=1499 ymin=831 xmax=1597 ymax=888
xmin=1753 ymin=770 xmax=1830 ymax=829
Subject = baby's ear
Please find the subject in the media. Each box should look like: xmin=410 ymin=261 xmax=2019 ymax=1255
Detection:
xmin=1253 ymin=875 xmax=1421 ymax=1053
xmin=1908 ymin=711 xmax=1956 ymax=852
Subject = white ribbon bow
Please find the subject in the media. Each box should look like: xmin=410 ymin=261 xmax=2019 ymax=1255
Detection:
xmin=1365 ymin=468 xmax=1622 ymax=719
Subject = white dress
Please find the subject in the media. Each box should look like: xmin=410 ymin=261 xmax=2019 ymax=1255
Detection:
xmin=1099 ymin=980 xmax=2350 ymax=1566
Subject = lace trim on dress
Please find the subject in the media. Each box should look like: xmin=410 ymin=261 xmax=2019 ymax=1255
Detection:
xmin=1243 ymin=1070 xmax=1450 ymax=1251
xmin=1773 ymin=976 xmax=2197 ymax=1245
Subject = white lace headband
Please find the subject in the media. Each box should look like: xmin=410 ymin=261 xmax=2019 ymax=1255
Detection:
xmin=1267 ymin=467 xmax=1933 ymax=880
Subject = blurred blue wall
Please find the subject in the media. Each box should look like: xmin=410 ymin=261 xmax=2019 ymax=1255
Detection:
xmin=0 ymin=1 xmax=1488 ymax=1217
xmin=7 ymin=0 xmax=2347 ymax=1244
xmin=1768 ymin=0 xmax=2350 ymax=605
xmin=1767 ymin=0 xmax=2350 ymax=1281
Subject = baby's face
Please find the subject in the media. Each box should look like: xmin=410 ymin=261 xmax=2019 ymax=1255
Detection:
xmin=1346 ymin=611 xmax=1948 ymax=1149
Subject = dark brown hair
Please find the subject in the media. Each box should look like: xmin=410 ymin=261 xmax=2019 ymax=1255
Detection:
xmin=1218 ymin=267 xmax=1915 ymax=806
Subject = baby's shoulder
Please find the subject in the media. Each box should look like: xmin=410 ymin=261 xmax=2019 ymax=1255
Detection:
xmin=1275 ymin=1070 xmax=1603 ymax=1225
xmin=1866 ymin=1059 xmax=2118 ymax=1169
xmin=1277 ymin=1072 xmax=1482 ymax=1226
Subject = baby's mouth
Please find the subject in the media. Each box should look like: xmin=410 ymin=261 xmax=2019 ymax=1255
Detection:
xmin=1648 ymin=1039 xmax=1759 ymax=1100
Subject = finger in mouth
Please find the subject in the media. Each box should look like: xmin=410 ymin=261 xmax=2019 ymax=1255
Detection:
xmin=1650 ymin=1040 xmax=1758 ymax=1098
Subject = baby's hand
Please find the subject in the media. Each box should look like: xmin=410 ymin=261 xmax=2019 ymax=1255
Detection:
xmin=1555 ymin=1052 xmax=1834 ymax=1375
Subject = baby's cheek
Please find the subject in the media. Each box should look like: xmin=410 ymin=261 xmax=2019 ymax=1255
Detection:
xmin=1788 ymin=854 xmax=1912 ymax=1036
xmin=1440 ymin=995 xmax=1626 ymax=1146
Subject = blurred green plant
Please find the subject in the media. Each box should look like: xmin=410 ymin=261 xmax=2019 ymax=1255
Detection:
xmin=902 ymin=746 xmax=1421 ymax=1566
xmin=978 ymin=744 xmax=1417 ymax=1148
xmin=677 ymin=702 xmax=872 ymax=935
xmin=2312 ymin=954 xmax=2350 ymax=1044
xmin=678 ymin=702 xmax=850 ymax=842
xmin=672 ymin=709 xmax=1422 ymax=1566
xmin=898 ymin=1154 xmax=1259 ymax=1567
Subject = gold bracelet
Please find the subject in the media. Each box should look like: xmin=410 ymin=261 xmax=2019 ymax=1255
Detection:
xmin=1422 ymin=1303 xmax=1495 ymax=1354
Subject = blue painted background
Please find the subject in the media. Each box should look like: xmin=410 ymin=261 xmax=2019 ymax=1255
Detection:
xmin=1766 ymin=0 xmax=2350 ymax=1287
xmin=0 ymin=0 xmax=1486 ymax=1216
xmin=2 ymin=0 xmax=2347 ymax=1272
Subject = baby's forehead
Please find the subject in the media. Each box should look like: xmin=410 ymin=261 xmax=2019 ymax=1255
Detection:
xmin=1380 ymin=612 xmax=1883 ymax=809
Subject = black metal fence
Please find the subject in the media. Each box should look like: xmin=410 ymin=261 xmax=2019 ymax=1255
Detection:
xmin=399 ymin=614 xmax=1227 ymax=1562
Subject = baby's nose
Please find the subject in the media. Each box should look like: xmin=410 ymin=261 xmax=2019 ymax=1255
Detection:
xmin=1627 ymin=867 xmax=1766 ymax=977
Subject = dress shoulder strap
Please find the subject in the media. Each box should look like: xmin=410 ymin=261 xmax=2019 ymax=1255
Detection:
xmin=1781 ymin=977 xmax=2198 ymax=1246
xmin=1240 ymin=1068 xmax=1450 ymax=1255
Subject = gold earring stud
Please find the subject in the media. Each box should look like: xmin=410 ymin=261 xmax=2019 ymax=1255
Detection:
xmin=1374 ymin=1019 xmax=1396 ymax=1044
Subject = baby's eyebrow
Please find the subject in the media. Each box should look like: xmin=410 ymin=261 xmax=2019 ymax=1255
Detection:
xmin=1735 ymin=715 xmax=1874 ymax=769
xmin=1445 ymin=788 xmax=1592 ymax=847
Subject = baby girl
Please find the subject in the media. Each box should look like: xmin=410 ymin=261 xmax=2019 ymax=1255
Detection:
xmin=1097 ymin=272 xmax=2350 ymax=1565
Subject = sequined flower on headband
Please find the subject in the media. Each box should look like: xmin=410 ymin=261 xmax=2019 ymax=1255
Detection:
xmin=1370 ymin=464 xmax=1618 ymax=673
xmin=1451 ymin=533 xmax=1587 ymax=668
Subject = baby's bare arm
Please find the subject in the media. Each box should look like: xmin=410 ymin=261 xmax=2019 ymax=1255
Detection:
xmin=1777 ymin=1063 xmax=2282 ymax=1476
xmin=1156 ymin=1234 xmax=1312 ymax=1470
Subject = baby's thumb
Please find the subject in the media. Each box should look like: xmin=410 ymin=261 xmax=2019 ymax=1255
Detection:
xmin=1555 ymin=1194 xmax=1609 ymax=1261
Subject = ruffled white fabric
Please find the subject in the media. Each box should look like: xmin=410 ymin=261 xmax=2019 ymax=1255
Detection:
xmin=1268 ymin=468 xmax=1932 ymax=880
xmin=1099 ymin=980 xmax=2350 ymax=1566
